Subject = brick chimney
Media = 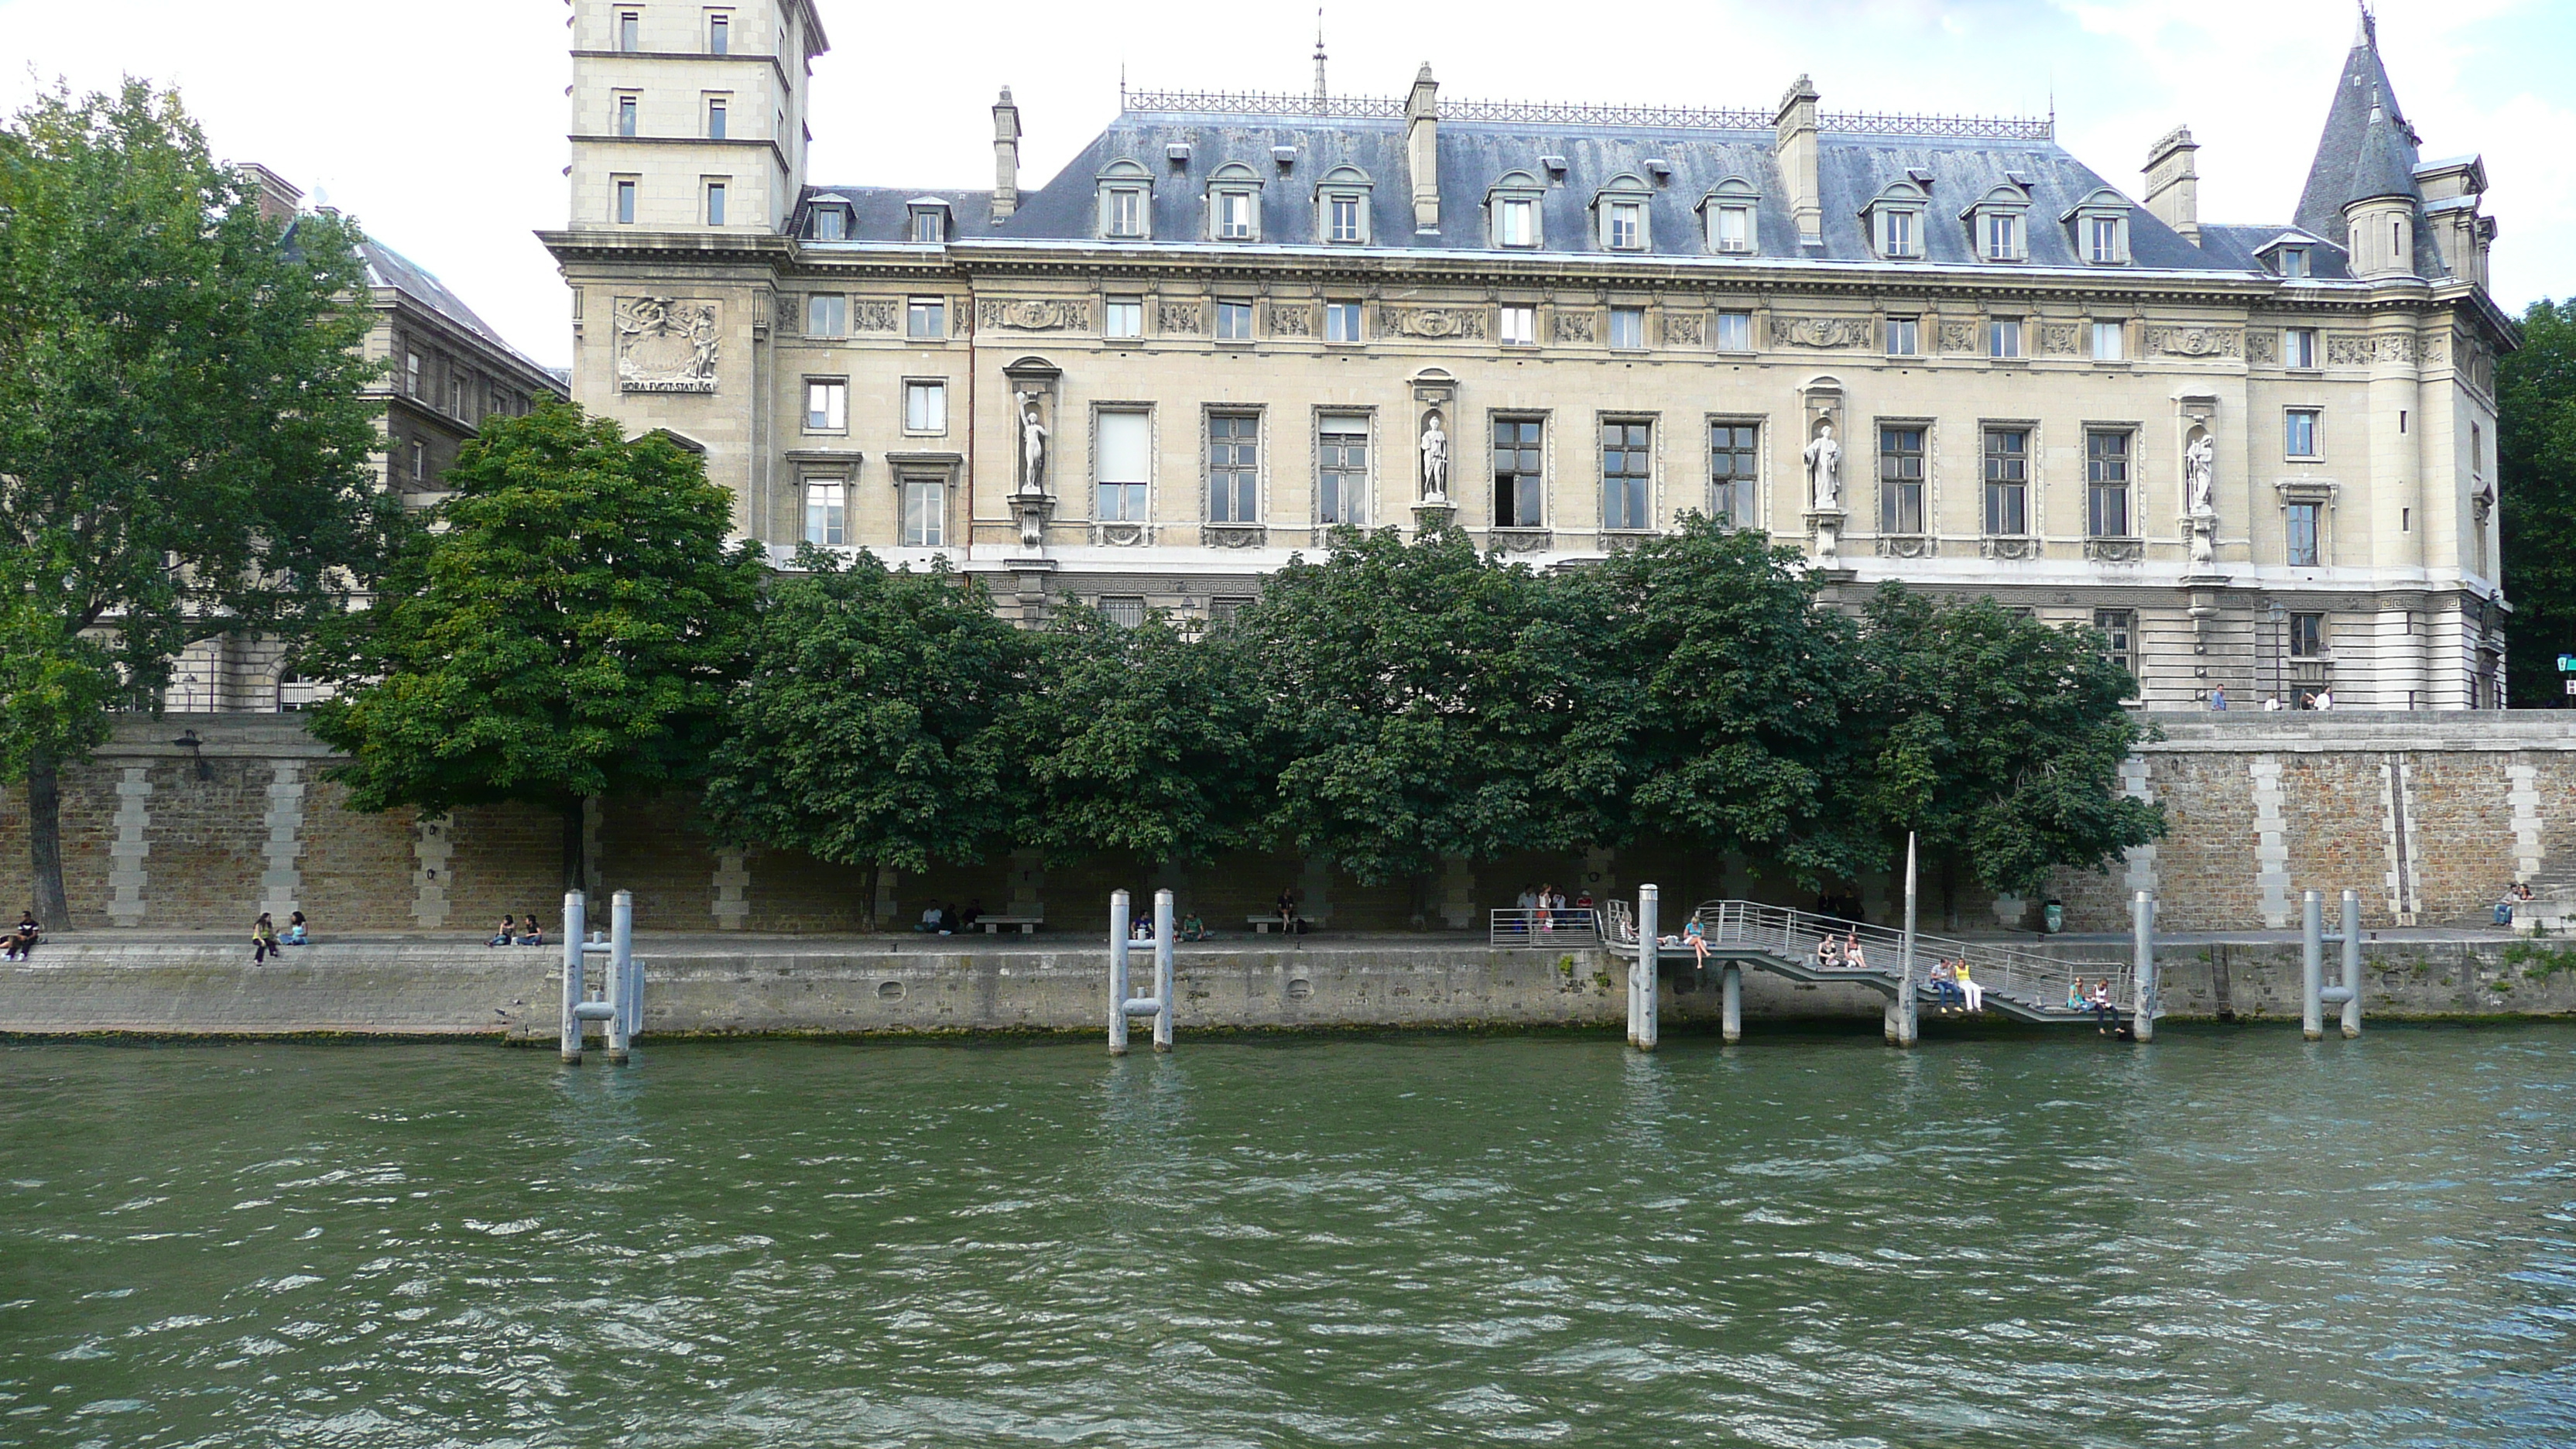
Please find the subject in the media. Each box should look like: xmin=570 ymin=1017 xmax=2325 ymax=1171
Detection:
xmin=238 ymin=163 xmax=303 ymax=225
xmin=2143 ymin=126 xmax=2200 ymax=243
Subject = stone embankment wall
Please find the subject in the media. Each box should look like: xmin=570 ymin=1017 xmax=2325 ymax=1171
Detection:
xmin=9 ymin=937 xmax=2573 ymax=1039
xmin=6 ymin=712 xmax=2576 ymax=937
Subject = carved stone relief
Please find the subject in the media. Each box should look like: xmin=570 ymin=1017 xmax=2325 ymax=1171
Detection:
xmin=1982 ymin=536 xmax=2039 ymax=560
xmin=1201 ymin=524 xmax=1268 ymax=549
xmin=2245 ymin=330 xmax=2277 ymax=365
xmin=2423 ymin=333 xmax=2449 ymax=363
xmin=1553 ymin=310 xmax=1597 ymax=344
xmin=2038 ymin=323 xmax=2081 ymax=356
xmin=1158 ymin=300 xmax=1203 ymax=335
xmin=978 ymin=298 xmax=1089 ymax=332
xmin=773 ymin=295 xmax=800 ymax=331
xmin=1096 ymin=522 xmax=1151 ymax=547
xmin=615 ymin=296 xmax=720 ymax=393
xmin=1379 ymin=306 xmax=1487 ymax=341
xmin=2084 ymin=537 xmax=2144 ymax=564
xmin=1663 ymin=312 xmax=1706 ymax=348
xmin=2144 ymin=325 xmax=2242 ymax=358
xmin=2326 ymin=333 xmax=2416 ymax=365
xmin=1876 ymin=534 xmax=1936 ymax=559
xmin=852 ymin=299 xmax=900 ymax=333
xmin=1773 ymin=316 xmax=1872 ymax=349
xmin=1937 ymin=320 xmax=1979 ymax=354
xmin=1267 ymin=303 xmax=1313 ymax=337
xmin=1486 ymin=528 xmax=1551 ymax=554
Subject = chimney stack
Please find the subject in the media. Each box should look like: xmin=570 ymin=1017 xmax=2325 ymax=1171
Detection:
xmin=992 ymin=87 xmax=1022 ymax=222
xmin=1773 ymin=76 xmax=1821 ymax=246
xmin=2143 ymin=125 xmax=2201 ymax=243
xmin=238 ymin=163 xmax=303 ymax=226
xmin=1406 ymin=64 xmax=1440 ymax=233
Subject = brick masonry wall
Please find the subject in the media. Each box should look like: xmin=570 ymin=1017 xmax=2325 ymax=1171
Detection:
xmin=12 ymin=713 xmax=2576 ymax=936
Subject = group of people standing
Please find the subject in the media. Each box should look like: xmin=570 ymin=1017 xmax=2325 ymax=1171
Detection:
xmin=1514 ymin=885 xmax=1595 ymax=930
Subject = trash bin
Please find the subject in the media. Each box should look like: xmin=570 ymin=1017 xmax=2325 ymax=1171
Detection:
xmin=2043 ymin=899 xmax=2064 ymax=934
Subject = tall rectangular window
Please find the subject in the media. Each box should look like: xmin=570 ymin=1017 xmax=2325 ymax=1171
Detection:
xmin=449 ymin=373 xmax=465 ymax=417
xmin=903 ymin=380 xmax=946 ymax=433
xmin=1879 ymin=426 xmax=1926 ymax=535
xmin=807 ymin=293 xmax=844 ymax=337
xmin=1609 ymin=307 xmax=1646 ymax=350
xmin=1499 ymin=198 xmax=1535 ymax=246
xmin=907 ymin=296 xmax=944 ymax=338
xmin=616 ymin=93 xmax=639 ymax=136
xmin=2287 ymin=502 xmax=2322 ymax=566
xmin=901 ymin=479 xmax=945 ymax=547
xmin=2086 ymin=430 xmax=2132 ymax=537
xmin=1101 ymin=598 xmax=1146 ymax=629
xmin=706 ymin=97 xmax=727 ymax=139
xmin=2095 ymin=609 xmax=2136 ymax=682
xmin=614 ymin=178 xmax=637 ymax=224
xmin=1499 ymin=305 xmax=1536 ymax=347
xmin=1715 ymin=310 xmax=1752 ymax=351
xmin=704 ymin=180 xmax=727 ymax=226
xmin=2088 ymin=216 xmax=2122 ymax=263
xmin=2091 ymin=321 xmax=2125 ymax=361
xmin=2286 ymin=408 xmax=2320 ymax=459
xmin=617 ymin=10 xmax=640 ymax=50
xmin=1983 ymin=428 xmax=2029 ymax=536
xmin=1982 ymin=212 xmax=2021 ymax=261
xmin=707 ymin=12 xmax=729 ymax=53
xmin=1608 ymin=201 xmax=1643 ymax=250
xmin=803 ymin=379 xmax=845 ymax=432
xmin=1494 ymin=417 xmax=1544 ymax=528
xmin=1881 ymin=209 xmax=1918 ymax=257
xmin=404 ymin=351 xmax=421 ymax=395
xmin=1108 ymin=189 xmax=1144 ymax=238
xmin=2288 ymin=611 xmax=2326 ymax=656
xmin=1325 ymin=301 xmax=1363 ymax=343
xmin=1319 ymin=416 xmax=1368 ymax=526
xmin=1329 ymin=195 xmax=1362 ymax=242
xmin=1886 ymin=317 xmax=1919 ymax=357
xmin=1216 ymin=301 xmax=1254 ymax=341
xmin=1217 ymin=191 xmax=1253 ymax=239
xmin=2286 ymin=328 xmax=2318 ymax=368
xmin=1105 ymin=298 xmax=1143 ymax=339
xmin=1989 ymin=317 xmax=2023 ymax=358
xmin=1710 ymin=423 xmax=1758 ymax=527
xmin=1208 ymin=414 xmax=1259 ymax=522
xmin=1602 ymin=421 xmax=1653 ymax=530
xmin=811 ymin=206 xmax=846 ymax=240
xmin=409 ymin=440 xmax=425 ymax=483
xmin=1711 ymin=204 xmax=1751 ymax=252
xmin=1096 ymin=410 xmax=1150 ymax=522
xmin=803 ymin=481 xmax=845 ymax=546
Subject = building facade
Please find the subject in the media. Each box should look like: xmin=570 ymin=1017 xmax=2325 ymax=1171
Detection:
xmin=164 ymin=166 xmax=565 ymax=711
xmin=543 ymin=5 xmax=2514 ymax=709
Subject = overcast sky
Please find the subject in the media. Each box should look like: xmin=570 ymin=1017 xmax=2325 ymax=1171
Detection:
xmin=5 ymin=0 xmax=2568 ymax=369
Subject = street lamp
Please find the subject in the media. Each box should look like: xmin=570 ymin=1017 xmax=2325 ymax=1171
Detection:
xmin=171 ymin=728 xmax=211 ymax=782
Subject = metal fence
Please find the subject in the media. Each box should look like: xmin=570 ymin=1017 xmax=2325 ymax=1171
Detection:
xmin=1489 ymin=907 xmax=1603 ymax=947
xmin=1684 ymin=899 xmax=2132 ymax=1012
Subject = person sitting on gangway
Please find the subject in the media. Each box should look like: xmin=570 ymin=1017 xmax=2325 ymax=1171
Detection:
xmin=1814 ymin=934 xmax=1843 ymax=970
xmin=1683 ymin=917 xmax=1710 ymax=968
xmin=1844 ymin=932 xmax=1869 ymax=972
xmin=2088 ymin=978 xmax=2117 ymax=1033
xmin=2065 ymin=979 xmax=2088 ymax=1013
xmin=1926 ymin=959 xmax=1963 ymax=1013
xmin=1954 ymin=958 xmax=1984 ymax=1012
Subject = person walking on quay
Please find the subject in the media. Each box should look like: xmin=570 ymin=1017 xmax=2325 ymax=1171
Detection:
xmin=2208 ymin=686 xmax=2228 ymax=711
xmin=4 ymin=911 xmax=39 ymax=961
xmin=251 ymin=912 xmax=279 ymax=964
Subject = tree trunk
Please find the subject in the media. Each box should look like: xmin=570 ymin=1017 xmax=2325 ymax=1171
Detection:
xmin=27 ymin=748 xmax=70 ymax=926
xmin=561 ymin=799 xmax=585 ymax=897
xmin=870 ymin=862 xmax=890 ymax=934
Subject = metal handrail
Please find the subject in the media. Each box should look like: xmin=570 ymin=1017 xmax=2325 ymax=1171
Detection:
xmin=1489 ymin=907 xmax=1603 ymax=947
xmin=1683 ymin=899 xmax=2133 ymax=1015
xmin=1601 ymin=899 xmax=1637 ymax=946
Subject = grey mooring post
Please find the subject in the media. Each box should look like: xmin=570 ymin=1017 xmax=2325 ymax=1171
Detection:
xmin=2131 ymin=890 xmax=2156 ymax=1043
xmin=2334 ymin=887 xmax=2363 ymax=1039
xmin=2300 ymin=889 xmax=2325 ymax=1042
xmin=1721 ymin=963 xmax=1742 ymax=1045
xmin=1889 ymin=832 xmax=1920 ymax=1049
xmin=1152 ymin=888 xmax=1176 ymax=1053
xmin=1632 ymin=886 xmax=1660 ymax=1052
xmin=1108 ymin=889 xmax=1132 ymax=1056
xmin=560 ymin=890 xmax=587 ymax=1064
xmin=605 ymin=889 xmax=634 ymax=1064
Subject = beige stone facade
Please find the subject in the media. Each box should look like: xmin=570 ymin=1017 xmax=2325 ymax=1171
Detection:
xmin=545 ymin=11 xmax=2515 ymax=710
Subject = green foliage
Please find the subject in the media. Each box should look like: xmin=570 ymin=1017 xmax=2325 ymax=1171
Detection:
xmin=306 ymin=402 xmax=764 ymax=820
xmin=700 ymin=550 xmax=1033 ymax=878
xmin=0 ymin=584 xmax=115 ymax=780
xmin=2500 ymin=942 xmax=2576 ymax=980
xmin=2502 ymin=299 xmax=2576 ymax=706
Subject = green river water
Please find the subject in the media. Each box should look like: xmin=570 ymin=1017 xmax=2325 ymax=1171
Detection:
xmin=3 ymin=1026 xmax=2572 ymax=1447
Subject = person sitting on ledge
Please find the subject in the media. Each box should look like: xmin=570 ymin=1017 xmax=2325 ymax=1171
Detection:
xmin=4 ymin=912 xmax=39 ymax=961
xmin=1684 ymin=917 xmax=1710 ymax=968
xmin=1954 ymin=958 xmax=1983 ymax=1012
xmin=521 ymin=913 xmax=546 ymax=947
xmin=285 ymin=910 xmax=309 ymax=946
xmin=1179 ymin=911 xmax=1209 ymax=942
xmin=959 ymin=899 xmax=985 ymax=931
xmin=488 ymin=914 xmax=518 ymax=947
xmin=1844 ymin=932 xmax=1869 ymax=972
xmin=916 ymin=905 xmax=946 ymax=933
xmin=1927 ymin=959 xmax=1961 ymax=1013
xmin=1815 ymin=935 xmax=1843 ymax=971
xmin=2089 ymin=978 xmax=2117 ymax=1033
xmin=2066 ymin=979 xmax=2088 ymax=1013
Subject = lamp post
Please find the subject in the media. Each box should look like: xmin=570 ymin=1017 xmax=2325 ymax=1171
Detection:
xmin=170 ymin=728 xmax=211 ymax=782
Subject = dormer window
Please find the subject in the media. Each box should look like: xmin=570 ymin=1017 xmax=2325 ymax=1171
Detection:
xmin=1963 ymin=183 xmax=2031 ymax=262
xmin=1864 ymin=180 xmax=1928 ymax=259
xmin=1097 ymin=159 xmax=1153 ymax=241
xmin=1207 ymin=162 xmax=1263 ymax=242
xmin=810 ymin=203 xmax=848 ymax=241
xmin=1489 ymin=171 xmax=1544 ymax=248
xmin=1701 ymin=178 xmax=1759 ymax=255
xmin=1595 ymin=175 xmax=1652 ymax=252
xmin=2279 ymin=245 xmax=2311 ymax=278
xmin=907 ymin=199 xmax=950 ymax=245
xmin=1315 ymin=165 xmax=1372 ymax=244
xmin=2062 ymin=189 xmax=2133 ymax=265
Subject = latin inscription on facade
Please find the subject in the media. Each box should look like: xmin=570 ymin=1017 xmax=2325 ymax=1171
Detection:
xmin=615 ymin=296 xmax=720 ymax=393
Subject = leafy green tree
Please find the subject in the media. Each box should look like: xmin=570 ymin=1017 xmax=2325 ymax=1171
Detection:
xmin=1005 ymin=607 xmax=1266 ymax=866
xmin=700 ymin=551 xmax=1033 ymax=920
xmin=1586 ymin=515 xmax=1872 ymax=886
xmin=0 ymin=82 xmax=396 ymax=921
xmin=1848 ymin=586 xmax=2163 ymax=902
xmin=305 ymin=402 xmax=764 ymax=886
xmin=2501 ymin=299 xmax=2576 ymax=707
xmin=1230 ymin=527 xmax=1625 ymax=886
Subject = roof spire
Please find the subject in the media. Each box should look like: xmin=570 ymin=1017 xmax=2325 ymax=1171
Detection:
xmin=2356 ymin=1 xmax=2376 ymax=50
xmin=1312 ymin=9 xmax=1327 ymax=105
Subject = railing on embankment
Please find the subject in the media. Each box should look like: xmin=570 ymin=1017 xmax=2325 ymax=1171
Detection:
xmin=1488 ymin=908 xmax=1605 ymax=948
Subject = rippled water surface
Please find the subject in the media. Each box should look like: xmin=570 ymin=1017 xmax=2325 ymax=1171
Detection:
xmin=5 ymin=1026 xmax=2574 ymax=1447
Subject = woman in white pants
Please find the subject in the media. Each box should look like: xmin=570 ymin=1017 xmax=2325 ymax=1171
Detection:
xmin=1954 ymin=959 xmax=1985 ymax=1012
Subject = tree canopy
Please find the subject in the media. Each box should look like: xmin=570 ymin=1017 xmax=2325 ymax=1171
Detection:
xmin=2502 ymin=299 xmax=2576 ymax=706
xmin=0 ymin=81 xmax=396 ymax=919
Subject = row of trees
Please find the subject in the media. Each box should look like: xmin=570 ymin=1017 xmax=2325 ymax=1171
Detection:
xmin=2502 ymin=299 xmax=2576 ymax=705
xmin=300 ymin=404 xmax=2163 ymax=914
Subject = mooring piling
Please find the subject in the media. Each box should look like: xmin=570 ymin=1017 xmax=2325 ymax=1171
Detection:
xmin=2132 ymin=890 xmax=2157 ymax=1044
xmin=2335 ymin=887 xmax=2363 ymax=1039
xmin=1108 ymin=888 xmax=1176 ymax=1055
xmin=2300 ymin=888 xmax=2365 ymax=1040
xmin=1631 ymin=885 xmax=1660 ymax=1052
xmin=1888 ymin=832 xmax=1920 ymax=1048
xmin=559 ymin=889 xmax=640 ymax=1064
xmin=560 ymin=890 xmax=586 ymax=1064
xmin=1720 ymin=961 xmax=1742 ymax=1044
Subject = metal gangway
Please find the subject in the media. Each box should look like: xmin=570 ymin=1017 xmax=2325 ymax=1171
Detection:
xmin=1682 ymin=899 xmax=2138 ymax=1030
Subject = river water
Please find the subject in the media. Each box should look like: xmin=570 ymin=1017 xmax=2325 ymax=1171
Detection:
xmin=4 ymin=1026 xmax=2572 ymax=1447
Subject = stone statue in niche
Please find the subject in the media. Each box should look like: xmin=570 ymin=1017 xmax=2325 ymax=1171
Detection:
xmin=2185 ymin=427 xmax=2215 ymax=519
xmin=1419 ymin=411 xmax=1450 ymax=499
xmin=1016 ymin=392 xmax=1048 ymax=493
xmin=1804 ymin=420 xmax=1842 ymax=511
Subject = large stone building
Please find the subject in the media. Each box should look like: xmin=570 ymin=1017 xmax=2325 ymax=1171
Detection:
xmin=163 ymin=166 xmax=565 ymax=711
xmin=542 ymin=5 xmax=2513 ymax=709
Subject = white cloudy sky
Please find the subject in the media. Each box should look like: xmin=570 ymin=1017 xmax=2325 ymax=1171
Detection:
xmin=5 ymin=0 xmax=2569 ymax=369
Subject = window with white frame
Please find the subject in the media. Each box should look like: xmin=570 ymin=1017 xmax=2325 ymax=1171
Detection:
xmin=1965 ymin=184 xmax=2031 ymax=262
xmin=613 ymin=176 xmax=638 ymax=224
xmin=704 ymin=179 xmax=728 ymax=226
xmin=1602 ymin=420 xmax=1653 ymax=529
xmin=1317 ymin=166 xmax=1372 ymax=244
xmin=1325 ymin=301 xmax=1363 ymax=344
xmin=1105 ymin=298 xmax=1143 ymax=340
xmin=803 ymin=479 xmax=846 ymax=546
xmin=1989 ymin=317 xmax=2023 ymax=359
xmin=1499 ymin=304 xmax=1537 ymax=347
xmin=615 ymin=92 xmax=639 ymax=137
xmin=810 ymin=204 xmax=848 ymax=240
xmin=1715 ymin=310 xmax=1752 ymax=352
xmin=906 ymin=296 xmax=944 ymax=338
xmin=1494 ymin=416 xmax=1545 ymax=527
xmin=807 ymin=293 xmax=845 ymax=337
xmin=2276 ymin=245 xmax=2311 ymax=278
xmin=1097 ymin=159 xmax=1152 ymax=239
xmin=2091 ymin=321 xmax=2124 ymax=360
xmin=900 ymin=477 xmax=945 ymax=547
xmin=2285 ymin=408 xmax=2321 ymax=459
xmin=1866 ymin=181 xmax=1927 ymax=259
xmin=1319 ymin=415 xmax=1368 ymax=526
xmin=1983 ymin=427 xmax=2030 ymax=536
xmin=1704 ymin=178 xmax=1759 ymax=254
xmin=1886 ymin=317 xmax=1920 ymax=357
xmin=404 ymin=351 xmax=421 ymax=395
xmin=903 ymin=380 xmax=947 ymax=434
xmin=707 ymin=9 xmax=730 ymax=53
xmin=1096 ymin=409 xmax=1151 ymax=522
xmin=2064 ymin=190 xmax=2133 ymax=264
xmin=803 ymin=379 xmax=845 ymax=432
xmin=617 ymin=9 xmax=640 ymax=50
xmin=909 ymin=208 xmax=945 ymax=244
xmin=1711 ymin=422 xmax=1757 ymax=527
xmin=1982 ymin=211 xmax=2024 ymax=261
xmin=1208 ymin=413 xmax=1259 ymax=522
xmin=1208 ymin=163 xmax=1262 ymax=241
xmin=1609 ymin=306 xmax=1646 ymax=350
xmin=2086 ymin=430 xmax=2132 ymax=537
xmin=409 ymin=439 xmax=425 ymax=484
xmin=1215 ymin=300 xmax=1254 ymax=341
xmin=1597 ymin=176 xmax=1650 ymax=252
xmin=2285 ymin=327 xmax=2318 ymax=368
xmin=1489 ymin=172 xmax=1543 ymax=248
xmin=706 ymin=95 xmax=728 ymax=139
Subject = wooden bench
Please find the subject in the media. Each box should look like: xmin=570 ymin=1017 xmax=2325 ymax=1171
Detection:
xmin=974 ymin=916 xmax=1043 ymax=935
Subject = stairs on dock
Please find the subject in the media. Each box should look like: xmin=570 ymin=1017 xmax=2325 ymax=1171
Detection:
xmin=1660 ymin=900 xmax=2136 ymax=1028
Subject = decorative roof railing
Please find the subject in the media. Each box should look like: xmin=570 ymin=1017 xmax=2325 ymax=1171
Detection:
xmin=1118 ymin=85 xmax=2054 ymax=141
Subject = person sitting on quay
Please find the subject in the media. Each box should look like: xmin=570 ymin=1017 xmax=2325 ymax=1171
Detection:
xmin=958 ymin=899 xmax=985 ymax=931
xmin=2089 ymin=978 xmax=2118 ymax=1033
xmin=1815 ymin=934 xmax=1844 ymax=970
xmin=252 ymin=912 xmax=279 ymax=964
xmin=1927 ymin=959 xmax=1962 ymax=1013
xmin=284 ymin=910 xmax=310 ymax=946
xmin=1178 ymin=910 xmax=1209 ymax=943
xmin=1684 ymin=917 xmax=1710 ymax=968
xmin=1276 ymin=888 xmax=1306 ymax=936
xmin=1843 ymin=932 xmax=1869 ymax=972
xmin=916 ymin=904 xmax=947 ymax=934
xmin=2066 ymin=978 xmax=2088 ymax=1014
xmin=488 ymin=914 xmax=519 ymax=947
xmin=521 ymin=913 xmax=546 ymax=947
xmin=4 ymin=911 xmax=40 ymax=962
xmin=1954 ymin=958 xmax=1983 ymax=1013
